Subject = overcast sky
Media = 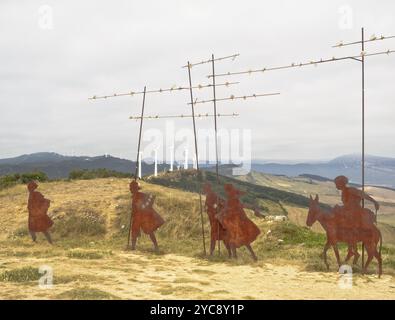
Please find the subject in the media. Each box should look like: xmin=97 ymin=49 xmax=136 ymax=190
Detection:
xmin=0 ymin=0 xmax=394 ymax=162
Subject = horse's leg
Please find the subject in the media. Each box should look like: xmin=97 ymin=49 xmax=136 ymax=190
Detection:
xmin=345 ymin=244 xmax=354 ymax=263
xmin=223 ymin=241 xmax=232 ymax=258
xmin=345 ymin=241 xmax=360 ymax=264
xmin=332 ymin=244 xmax=341 ymax=268
xmin=372 ymin=248 xmax=383 ymax=278
xmin=231 ymin=244 xmax=237 ymax=259
xmin=321 ymin=241 xmax=331 ymax=270
xmin=351 ymin=243 xmax=360 ymax=265
xmin=370 ymin=231 xmax=382 ymax=277
xmin=363 ymin=255 xmax=374 ymax=274
xmin=246 ymin=244 xmax=258 ymax=262
xmin=363 ymin=244 xmax=374 ymax=274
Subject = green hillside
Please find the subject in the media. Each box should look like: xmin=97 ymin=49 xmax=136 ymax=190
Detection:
xmin=145 ymin=170 xmax=328 ymax=216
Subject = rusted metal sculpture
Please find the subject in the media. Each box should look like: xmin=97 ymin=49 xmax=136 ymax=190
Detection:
xmin=333 ymin=175 xmax=379 ymax=226
xmin=306 ymin=176 xmax=382 ymax=276
xmin=203 ymin=183 xmax=231 ymax=257
xmin=27 ymin=181 xmax=53 ymax=244
xmin=129 ymin=180 xmax=164 ymax=251
xmin=217 ymin=183 xmax=261 ymax=261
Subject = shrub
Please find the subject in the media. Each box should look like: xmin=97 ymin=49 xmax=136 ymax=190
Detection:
xmin=0 ymin=266 xmax=41 ymax=282
xmin=69 ymin=168 xmax=131 ymax=180
xmin=52 ymin=209 xmax=106 ymax=237
xmin=56 ymin=287 xmax=119 ymax=300
xmin=67 ymin=249 xmax=104 ymax=259
xmin=268 ymin=221 xmax=325 ymax=247
xmin=20 ymin=172 xmax=48 ymax=183
xmin=0 ymin=171 xmax=48 ymax=190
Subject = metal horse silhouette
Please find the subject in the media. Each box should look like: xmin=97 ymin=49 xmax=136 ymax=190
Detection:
xmin=306 ymin=176 xmax=382 ymax=276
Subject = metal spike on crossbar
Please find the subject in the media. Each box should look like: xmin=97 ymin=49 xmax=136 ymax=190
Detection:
xmin=188 ymin=92 xmax=280 ymax=105
xmin=129 ymin=112 xmax=239 ymax=120
xmin=88 ymin=81 xmax=239 ymax=100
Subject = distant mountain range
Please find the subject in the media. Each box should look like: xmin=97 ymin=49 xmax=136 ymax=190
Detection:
xmin=0 ymin=152 xmax=169 ymax=179
xmin=0 ymin=152 xmax=394 ymax=188
xmin=252 ymin=154 xmax=395 ymax=188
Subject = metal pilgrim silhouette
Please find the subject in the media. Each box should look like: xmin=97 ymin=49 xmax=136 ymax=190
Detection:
xmin=217 ymin=184 xmax=261 ymax=261
xmin=27 ymin=181 xmax=53 ymax=244
xmin=129 ymin=180 xmax=165 ymax=251
xmin=203 ymin=182 xmax=230 ymax=257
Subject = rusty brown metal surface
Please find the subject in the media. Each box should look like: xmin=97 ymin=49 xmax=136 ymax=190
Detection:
xmin=129 ymin=180 xmax=164 ymax=250
xmin=217 ymin=183 xmax=260 ymax=261
xmin=306 ymin=176 xmax=382 ymax=276
xmin=203 ymin=183 xmax=230 ymax=256
xmin=27 ymin=182 xmax=53 ymax=233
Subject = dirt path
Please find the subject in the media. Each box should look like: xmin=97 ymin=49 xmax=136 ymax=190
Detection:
xmin=1 ymin=251 xmax=394 ymax=300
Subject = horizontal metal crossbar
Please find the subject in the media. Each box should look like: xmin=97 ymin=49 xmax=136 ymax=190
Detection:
xmin=129 ymin=112 xmax=239 ymax=120
xmin=208 ymin=49 xmax=395 ymax=78
xmin=188 ymin=93 xmax=280 ymax=105
xmin=89 ymin=82 xmax=239 ymax=100
xmin=182 ymin=54 xmax=240 ymax=69
xmin=333 ymin=35 xmax=395 ymax=48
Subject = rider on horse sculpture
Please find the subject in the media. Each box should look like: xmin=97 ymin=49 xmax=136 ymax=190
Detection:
xmin=333 ymin=175 xmax=379 ymax=229
xmin=306 ymin=175 xmax=383 ymax=275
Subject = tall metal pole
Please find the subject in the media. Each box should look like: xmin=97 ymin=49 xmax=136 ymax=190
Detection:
xmin=127 ymin=86 xmax=147 ymax=248
xmin=211 ymin=54 xmax=220 ymax=183
xmin=211 ymin=54 xmax=221 ymax=254
xmin=361 ymin=27 xmax=366 ymax=269
xmin=187 ymin=62 xmax=207 ymax=256
xmin=134 ymin=87 xmax=147 ymax=178
xmin=361 ymin=27 xmax=365 ymax=204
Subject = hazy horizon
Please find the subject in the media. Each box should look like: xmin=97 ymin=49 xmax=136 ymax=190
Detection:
xmin=1 ymin=150 xmax=394 ymax=164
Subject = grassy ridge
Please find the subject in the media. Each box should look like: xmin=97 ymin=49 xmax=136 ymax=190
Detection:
xmin=146 ymin=170 xmax=326 ymax=216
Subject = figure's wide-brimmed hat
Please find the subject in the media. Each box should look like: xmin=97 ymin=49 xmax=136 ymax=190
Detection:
xmin=27 ymin=181 xmax=38 ymax=192
xmin=334 ymin=175 xmax=349 ymax=186
xmin=129 ymin=180 xmax=141 ymax=192
xmin=224 ymin=183 xmax=245 ymax=196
